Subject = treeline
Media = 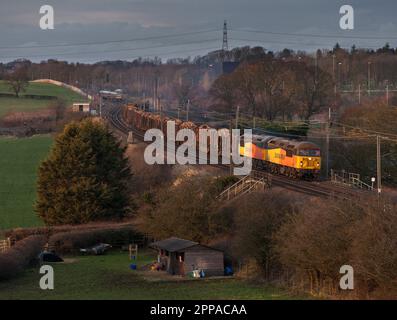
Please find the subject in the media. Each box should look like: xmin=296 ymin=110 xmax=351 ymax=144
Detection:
xmin=136 ymin=175 xmax=397 ymax=299
xmin=0 ymin=58 xmax=213 ymax=106
xmin=3 ymin=43 xmax=397 ymax=111
xmin=210 ymin=57 xmax=334 ymax=120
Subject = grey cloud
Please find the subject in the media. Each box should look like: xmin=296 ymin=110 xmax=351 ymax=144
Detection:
xmin=0 ymin=0 xmax=396 ymax=63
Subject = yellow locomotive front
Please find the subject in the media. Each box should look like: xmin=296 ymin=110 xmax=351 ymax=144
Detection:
xmin=240 ymin=135 xmax=322 ymax=179
xmin=294 ymin=143 xmax=321 ymax=177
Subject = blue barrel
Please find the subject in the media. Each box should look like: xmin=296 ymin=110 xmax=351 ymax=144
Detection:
xmin=225 ymin=266 xmax=233 ymax=276
xmin=130 ymin=264 xmax=137 ymax=270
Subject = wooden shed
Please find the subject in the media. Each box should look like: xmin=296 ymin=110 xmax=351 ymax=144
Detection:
xmin=150 ymin=237 xmax=224 ymax=277
xmin=72 ymin=102 xmax=91 ymax=113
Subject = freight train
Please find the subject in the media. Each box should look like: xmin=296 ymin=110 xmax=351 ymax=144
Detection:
xmin=123 ymin=104 xmax=321 ymax=179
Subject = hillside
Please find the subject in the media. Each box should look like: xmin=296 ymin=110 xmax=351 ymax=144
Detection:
xmin=0 ymin=80 xmax=88 ymax=119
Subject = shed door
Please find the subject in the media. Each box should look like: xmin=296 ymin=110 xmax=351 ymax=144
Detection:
xmin=177 ymin=252 xmax=185 ymax=275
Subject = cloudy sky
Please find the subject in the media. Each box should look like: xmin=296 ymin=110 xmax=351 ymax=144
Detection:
xmin=0 ymin=0 xmax=396 ymax=63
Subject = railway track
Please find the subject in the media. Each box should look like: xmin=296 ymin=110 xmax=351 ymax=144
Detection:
xmin=104 ymin=104 xmax=366 ymax=199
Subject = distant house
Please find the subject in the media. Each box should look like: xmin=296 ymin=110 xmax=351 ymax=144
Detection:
xmin=150 ymin=237 xmax=224 ymax=277
xmin=72 ymin=102 xmax=91 ymax=113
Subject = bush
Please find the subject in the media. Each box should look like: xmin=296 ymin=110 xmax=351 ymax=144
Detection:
xmin=138 ymin=176 xmax=227 ymax=243
xmin=5 ymin=222 xmax=137 ymax=241
xmin=48 ymin=227 xmax=143 ymax=253
xmin=350 ymin=198 xmax=397 ymax=298
xmin=0 ymin=235 xmax=45 ymax=280
xmin=275 ymin=196 xmax=397 ymax=299
xmin=212 ymin=176 xmax=239 ymax=194
xmin=231 ymin=190 xmax=300 ymax=280
xmin=276 ymin=198 xmax=361 ymax=296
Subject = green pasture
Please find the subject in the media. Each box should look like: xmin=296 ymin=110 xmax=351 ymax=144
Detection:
xmin=0 ymin=135 xmax=53 ymax=230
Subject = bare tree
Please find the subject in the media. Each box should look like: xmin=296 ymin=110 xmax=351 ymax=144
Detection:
xmin=173 ymin=81 xmax=192 ymax=108
xmin=255 ymin=60 xmax=297 ymax=121
xmin=209 ymin=74 xmax=237 ymax=112
xmin=6 ymin=67 xmax=29 ymax=98
xmin=292 ymin=63 xmax=333 ymax=120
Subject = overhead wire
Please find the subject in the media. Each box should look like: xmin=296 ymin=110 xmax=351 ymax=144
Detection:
xmin=0 ymin=38 xmax=221 ymax=60
xmin=0 ymin=29 xmax=221 ymax=50
xmin=230 ymin=28 xmax=397 ymax=41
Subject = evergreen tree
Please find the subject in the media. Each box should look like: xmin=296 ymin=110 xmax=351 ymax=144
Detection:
xmin=36 ymin=119 xmax=132 ymax=225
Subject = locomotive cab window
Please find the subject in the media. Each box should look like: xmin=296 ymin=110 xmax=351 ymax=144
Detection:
xmin=298 ymin=149 xmax=321 ymax=156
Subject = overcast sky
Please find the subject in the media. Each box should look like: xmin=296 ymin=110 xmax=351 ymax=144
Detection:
xmin=0 ymin=0 xmax=396 ymax=63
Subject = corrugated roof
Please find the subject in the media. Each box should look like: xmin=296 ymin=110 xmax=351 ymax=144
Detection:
xmin=150 ymin=237 xmax=198 ymax=252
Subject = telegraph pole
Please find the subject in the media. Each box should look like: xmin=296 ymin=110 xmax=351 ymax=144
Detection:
xmin=325 ymin=107 xmax=331 ymax=179
xmin=186 ymin=99 xmax=190 ymax=122
xmin=235 ymin=106 xmax=240 ymax=129
xmin=152 ymin=95 xmax=155 ymax=111
xmin=368 ymin=61 xmax=371 ymax=96
xmin=229 ymin=119 xmax=233 ymax=176
xmin=358 ymin=84 xmax=361 ymax=105
xmin=386 ymin=84 xmax=389 ymax=105
xmin=154 ymin=71 xmax=159 ymax=111
xmin=333 ymin=54 xmax=336 ymax=96
xmin=99 ymin=94 xmax=102 ymax=118
xmin=159 ymin=97 xmax=163 ymax=132
xmin=222 ymin=20 xmax=229 ymax=62
xmin=314 ymin=52 xmax=318 ymax=84
xmin=377 ymin=135 xmax=382 ymax=194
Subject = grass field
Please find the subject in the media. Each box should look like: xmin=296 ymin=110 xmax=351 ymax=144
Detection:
xmin=0 ymin=135 xmax=53 ymax=230
xmin=0 ymin=97 xmax=52 ymax=119
xmin=0 ymin=251 xmax=298 ymax=300
xmin=0 ymin=81 xmax=88 ymax=119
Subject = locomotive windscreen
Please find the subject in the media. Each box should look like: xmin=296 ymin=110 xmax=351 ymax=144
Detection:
xmin=298 ymin=149 xmax=321 ymax=157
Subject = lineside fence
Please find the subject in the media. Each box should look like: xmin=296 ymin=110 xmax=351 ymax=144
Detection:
xmin=0 ymin=238 xmax=13 ymax=253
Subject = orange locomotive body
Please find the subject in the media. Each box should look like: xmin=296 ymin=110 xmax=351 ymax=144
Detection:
xmin=240 ymin=134 xmax=321 ymax=179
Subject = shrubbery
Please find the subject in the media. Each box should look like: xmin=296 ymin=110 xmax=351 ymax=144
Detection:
xmin=0 ymin=235 xmax=45 ymax=280
xmin=138 ymin=176 xmax=233 ymax=242
xmin=231 ymin=191 xmax=299 ymax=280
xmin=48 ymin=227 xmax=143 ymax=253
xmin=5 ymin=222 xmax=136 ymax=241
xmin=275 ymin=196 xmax=397 ymax=298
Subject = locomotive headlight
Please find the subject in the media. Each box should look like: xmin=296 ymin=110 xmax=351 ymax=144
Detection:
xmin=316 ymin=161 xmax=320 ymax=167
xmin=300 ymin=161 xmax=303 ymax=167
xmin=309 ymin=157 xmax=312 ymax=161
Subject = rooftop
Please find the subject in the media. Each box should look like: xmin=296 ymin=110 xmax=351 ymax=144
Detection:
xmin=150 ymin=237 xmax=198 ymax=252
